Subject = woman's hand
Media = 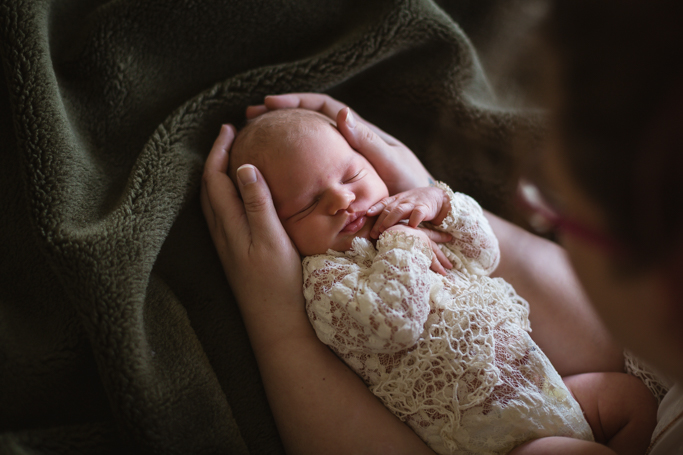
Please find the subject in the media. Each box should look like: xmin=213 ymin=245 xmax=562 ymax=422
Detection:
xmin=200 ymin=124 xmax=304 ymax=328
xmin=246 ymin=93 xmax=433 ymax=194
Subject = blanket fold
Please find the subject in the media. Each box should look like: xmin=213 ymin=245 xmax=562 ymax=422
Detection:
xmin=0 ymin=0 xmax=542 ymax=452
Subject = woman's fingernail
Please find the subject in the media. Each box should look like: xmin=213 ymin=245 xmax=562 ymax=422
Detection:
xmin=345 ymin=109 xmax=356 ymax=128
xmin=237 ymin=165 xmax=257 ymax=185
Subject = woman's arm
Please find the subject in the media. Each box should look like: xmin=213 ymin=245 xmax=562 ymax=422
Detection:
xmin=201 ymin=125 xmax=435 ymax=455
xmin=485 ymin=211 xmax=624 ymax=376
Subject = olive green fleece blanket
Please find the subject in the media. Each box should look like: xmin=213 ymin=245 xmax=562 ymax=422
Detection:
xmin=0 ymin=0 xmax=542 ymax=453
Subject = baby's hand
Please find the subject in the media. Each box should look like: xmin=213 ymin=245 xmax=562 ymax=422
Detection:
xmin=368 ymin=187 xmax=450 ymax=239
xmin=384 ymin=224 xmax=453 ymax=276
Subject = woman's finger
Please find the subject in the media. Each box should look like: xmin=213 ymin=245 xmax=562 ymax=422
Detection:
xmin=337 ymin=107 xmax=399 ymax=146
xmin=264 ymin=93 xmax=347 ymax=120
xmin=336 ymin=108 xmax=396 ymax=166
xmin=201 ymin=125 xmax=241 ymax=233
xmin=245 ymin=104 xmax=269 ymax=119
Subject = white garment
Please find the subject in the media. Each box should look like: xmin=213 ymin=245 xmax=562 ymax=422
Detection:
xmin=303 ymin=183 xmax=593 ymax=454
xmin=648 ymin=383 xmax=683 ymax=455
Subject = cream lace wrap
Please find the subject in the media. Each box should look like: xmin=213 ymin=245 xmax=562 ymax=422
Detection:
xmin=303 ymin=184 xmax=593 ymax=454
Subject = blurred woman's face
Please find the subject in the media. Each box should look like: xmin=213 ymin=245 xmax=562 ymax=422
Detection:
xmin=543 ymin=138 xmax=683 ymax=382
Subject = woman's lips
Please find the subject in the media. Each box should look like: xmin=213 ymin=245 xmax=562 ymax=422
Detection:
xmin=341 ymin=214 xmax=367 ymax=234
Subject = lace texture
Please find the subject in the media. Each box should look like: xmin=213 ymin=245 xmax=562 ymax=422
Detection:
xmin=624 ymin=350 xmax=672 ymax=404
xmin=432 ymin=182 xmax=500 ymax=276
xmin=303 ymin=185 xmax=593 ymax=454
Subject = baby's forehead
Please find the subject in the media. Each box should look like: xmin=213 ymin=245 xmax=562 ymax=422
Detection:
xmin=254 ymin=109 xmax=334 ymax=138
xmin=244 ymin=109 xmax=336 ymax=153
xmin=250 ymin=108 xmax=332 ymax=128
xmin=230 ymin=109 xmax=339 ymax=178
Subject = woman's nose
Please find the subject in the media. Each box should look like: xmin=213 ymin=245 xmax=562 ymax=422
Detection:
xmin=324 ymin=187 xmax=355 ymax=215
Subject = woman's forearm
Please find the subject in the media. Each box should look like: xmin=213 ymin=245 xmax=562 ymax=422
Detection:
xmin=239 ymin=301 xmax=435 ymax=455
xmin=484 ymin=211 xmax=623 ymax=376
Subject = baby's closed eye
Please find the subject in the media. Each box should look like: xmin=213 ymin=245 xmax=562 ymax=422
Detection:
xmin=344 ymin=169 xmax=365 ymax=183
xmin=288 ymin=198 xmax=319 ymax=221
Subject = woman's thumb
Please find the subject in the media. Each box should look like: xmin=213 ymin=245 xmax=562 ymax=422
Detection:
xmin=236 ymin=164 xmax=282 ymax=240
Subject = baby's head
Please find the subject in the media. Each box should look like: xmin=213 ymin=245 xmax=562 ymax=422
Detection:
xmin=229 ymin=108 xmax=389 ymax=256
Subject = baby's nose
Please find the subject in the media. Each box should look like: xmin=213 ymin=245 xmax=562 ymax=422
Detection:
xmin=326 ymin=188 xmax=355 ymax=215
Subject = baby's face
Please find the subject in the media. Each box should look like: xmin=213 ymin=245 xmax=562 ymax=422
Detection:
xmin=261 ymin=122 xmax=389 ymax=256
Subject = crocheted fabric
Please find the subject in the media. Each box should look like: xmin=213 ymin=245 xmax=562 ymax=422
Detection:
xmin=303 ymin=184 xmax=593 ymax=454
xmin=624 ymin=350 xmax=672 ymax=404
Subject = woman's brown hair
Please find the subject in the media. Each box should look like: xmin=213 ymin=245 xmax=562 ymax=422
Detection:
xmin=543 ymin=0 xmax=683 ymax=265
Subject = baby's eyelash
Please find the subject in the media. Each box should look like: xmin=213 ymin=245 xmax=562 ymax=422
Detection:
xmin=296 ymin=199 xmax=318 ymax=216
xmin=345 ymin=170 xmax=364 ymax=183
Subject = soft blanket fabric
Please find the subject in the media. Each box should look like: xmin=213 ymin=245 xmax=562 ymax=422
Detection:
xmin=0 ymin=0 xmax=542 ymax=453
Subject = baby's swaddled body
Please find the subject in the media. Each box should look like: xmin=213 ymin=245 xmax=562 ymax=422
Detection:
xmin=304 ymin=183 xmax=593 ymax=454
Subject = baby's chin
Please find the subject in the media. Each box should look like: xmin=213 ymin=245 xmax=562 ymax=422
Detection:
xmin=342 ymin=215 xmax=378 ymax=249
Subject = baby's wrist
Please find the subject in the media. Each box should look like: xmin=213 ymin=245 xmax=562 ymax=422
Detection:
xmin=378 ymin=227 xmax=432 ymax=258
xmin=430 ymin=181 xmax=454 ymax=228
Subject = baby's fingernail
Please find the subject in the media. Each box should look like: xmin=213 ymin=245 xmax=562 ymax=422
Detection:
xmin=237 ymin=164 xmax=257 ymax=185
xmin=345 ymin=108 xmax=356 ymax=128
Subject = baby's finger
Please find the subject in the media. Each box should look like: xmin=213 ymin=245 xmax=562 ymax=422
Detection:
xmin=371 ymin=204 xmax=409 ymax=237
xmin=430 ymin=250 xmax=447 ymax=276
xmin=419 ymin=228 xmax=453 ymax=244
xmin=408 ymin=206 xmax=429 ymax=228
xmin=370 ymin=210 xmax=391 ymax=238
xmin=431 ymin=240 xmax=453 ymax=270
xmin=367 ymin=198 xmax=390 ymax=216
xmin=381 ymin=205 xmax=411 ymax=229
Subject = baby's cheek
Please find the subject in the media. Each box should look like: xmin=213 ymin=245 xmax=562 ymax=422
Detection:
xmin=283 ymin=226 xmax=309 ymax=255
xmin=296 ymin=233 xmax=335 ymax=256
